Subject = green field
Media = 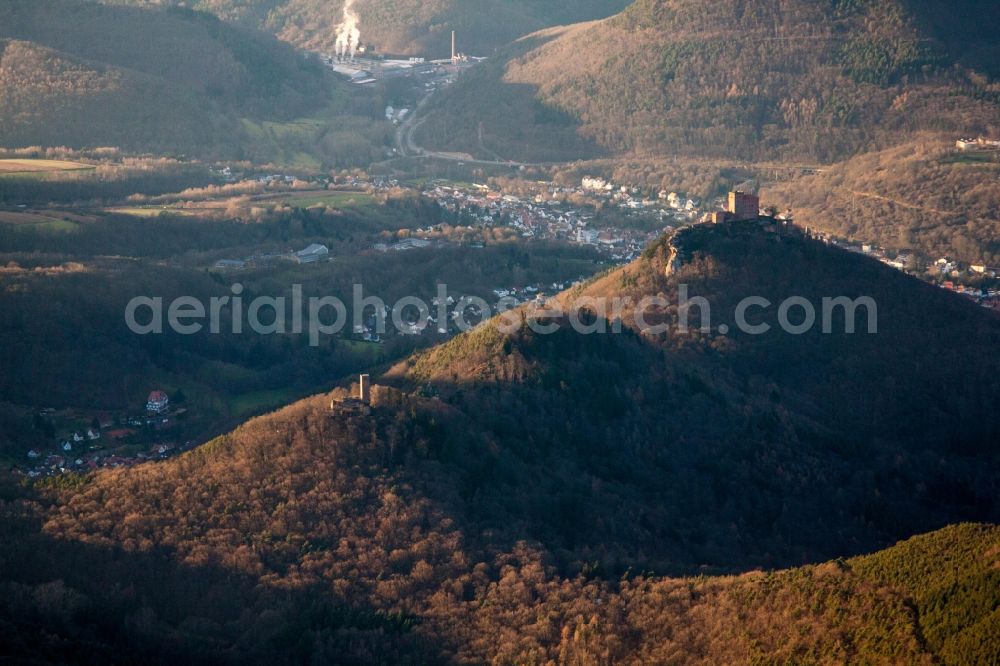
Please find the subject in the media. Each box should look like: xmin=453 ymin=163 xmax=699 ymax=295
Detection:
xmin=941 ymin=150 xmax=1000 ymax=166
xmin=239 ymin=116 xmax=327 ymax=169
xmin=240 ymin=117 xmax=326 ymax=142
xmin=21 ymin=218 xmax=79 ymax=232
xmin=105 ymin=206 xmax=206 ymax=218
xmin=338 ymin=338 xmax=386 ymax=361
xmin=227 ymin=387 xmax=307 ymax=417
xmin=0 ymin=210 xmax=81 ymax=232
xmin=276 ymin=191 xmax=375 ymax=208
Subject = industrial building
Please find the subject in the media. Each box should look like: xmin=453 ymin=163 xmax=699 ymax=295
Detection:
xmin=294 ymin=243 xmax=330 ymax=264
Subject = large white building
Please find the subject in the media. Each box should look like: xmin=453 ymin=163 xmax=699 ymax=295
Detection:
xmin=581 ymin=176 xmax=612 ymax=192
xmin=295 ymin=244 xmax=330 ymax=264
xmin=956 ymin=137 xmax=1000 ymax=151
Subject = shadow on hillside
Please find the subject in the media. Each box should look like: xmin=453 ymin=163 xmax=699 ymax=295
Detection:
xmin=902 ymin=0 xmax=1000 ymax=76
xmin=375 ymin=229 xmax=999 ymax=577
xmin=418 ymin=33 xmax=606 ymax=163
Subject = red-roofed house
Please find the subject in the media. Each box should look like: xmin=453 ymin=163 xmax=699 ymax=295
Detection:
xmin=146 ymin=390 xmax=169 ymax=414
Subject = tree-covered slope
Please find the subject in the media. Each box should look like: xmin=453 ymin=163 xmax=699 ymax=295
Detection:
xmin=1 ymin=223 xmax=996 ymax=662
xmin=419 ymin=0 xmax=1000 ymax=163
xmin=97 ymin=0 xmax=633 ymax=56
xmin=763 ymin=136 xmax=1000 ymax=265
xmin=0 ymin=39 xmax=217 ymax=154
xmin=387 ymin=220 xmax=1000 ymax=568
xmin=1 ymin=396 xmax=996 ymax=662
xmin=0 ymin=0 xmax=332 ymax=155
xmin=849 ymin=523 xmax=1000 ymax=666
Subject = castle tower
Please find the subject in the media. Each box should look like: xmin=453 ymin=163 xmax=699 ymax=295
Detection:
xmin=359 ymin=374 xmax=371 ymax=403
xmin=727 ymin=191 xmax=760 ymax=221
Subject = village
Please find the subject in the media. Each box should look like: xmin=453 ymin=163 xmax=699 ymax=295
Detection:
xmin=214 ymin=168 xmax=1000 ymax=322
xmin=411 ymin=177 xmax=688 ymax=262
xmin=10 ymin=179 xmax=998 ymax=477
xmin=13 ymin=390 xmax=197 ymax=479
xmin=415 ymin=178 xmax=1000 ymax=307
xmin=807 ymin=232 xmax=1000 ymax=309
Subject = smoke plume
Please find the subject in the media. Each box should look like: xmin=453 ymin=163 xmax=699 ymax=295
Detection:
xmin=335 ymin=0 xmax=361 ymax=61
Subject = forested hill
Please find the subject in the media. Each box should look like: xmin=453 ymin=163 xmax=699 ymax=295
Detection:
xmin=0 ymin=0 xmax=331 ymax=154
xmin=1 ymin=390 xmax=996 ymax=662
xmin=98 ymin=0 xmax=632 ymax=57
xmin=763 ymin=136 xmax=1000 ymax=265
xmin=388 ymin=220 xmax=999 ymax=568
xmin=1 ymin=223 xmax=997 ymax=661
xmin=418 ymin=0 xmax=1000 ymax=163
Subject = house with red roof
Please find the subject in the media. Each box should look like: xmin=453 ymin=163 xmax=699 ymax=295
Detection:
xmin=146 ymin=390 xmax=169 ymax=414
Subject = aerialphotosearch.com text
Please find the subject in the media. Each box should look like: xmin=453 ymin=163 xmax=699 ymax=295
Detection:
xmin=125 ymin=283 xmax=878 ymax=346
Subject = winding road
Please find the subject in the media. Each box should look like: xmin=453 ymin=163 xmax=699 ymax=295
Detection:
xmin=393 ymin=89 xmax=533 ymax=168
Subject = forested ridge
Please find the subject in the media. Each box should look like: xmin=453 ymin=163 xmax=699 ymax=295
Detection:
xmin=98 ymin=0 xmax=632 ymax=57
xmin=1 ymin=393 xmax=996 ymax=663
xmin=764 ymin=136 xmax=1000 ymax=265
xmin=389 ymin=221 xmax=999 ymax=568
xmin=1 ymin=223 xmax=997 ymax=662
xmin=1 ymin=1 xmax=998 ymax=660
xmin=0 ymin=0 xmax=334 ymax=156
xmin=421 ymin=0 xmax=1000 ymax=164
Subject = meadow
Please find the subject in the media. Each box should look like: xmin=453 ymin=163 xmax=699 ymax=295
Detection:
xmin=0 ymin=158 xmax=94 ymax=175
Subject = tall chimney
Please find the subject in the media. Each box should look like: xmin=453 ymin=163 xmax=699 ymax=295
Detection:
xmin=359 ymin=374 xmax=371 ymax=403
xmin=451 ymin=30 xmax=456 ymax=63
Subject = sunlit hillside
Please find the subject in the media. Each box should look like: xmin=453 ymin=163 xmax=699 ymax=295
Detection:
xmin=764 ymin=136 xmax=1000 ymax=264
xmin=420 ymin=0 xmax=1000 ymax=163
xmin=99 ymin=0 xmax=633 ymax=56
xmin=1 ymin=1 xmax=998 ymax=663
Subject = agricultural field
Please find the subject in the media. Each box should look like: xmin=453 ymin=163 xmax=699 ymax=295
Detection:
xmin=237 ymin=100 xmax=393 ymax=169
xmin=104 ymin=206 xmax=212 ymax=218
xmin=106 ymin=189 xmax=378 ymax=220
xmin=239 ymin=117 xmax=327 ymax=143
xmin=270 ymin=190 xmax=375 ymax=208
xmin=0 ymin=158 xmax=94 ymax=175
xmin=0 ymin=209 xmax=89 ymax=232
